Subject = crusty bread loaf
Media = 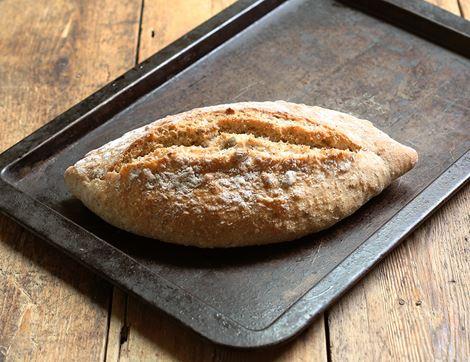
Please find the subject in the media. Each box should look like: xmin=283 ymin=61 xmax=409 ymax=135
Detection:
xmin=64 ymin=101 xmax=417 ymax=247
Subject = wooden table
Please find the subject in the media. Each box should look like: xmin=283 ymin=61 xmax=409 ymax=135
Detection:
xmin=0 ymin=1 xmax=468 ymax=360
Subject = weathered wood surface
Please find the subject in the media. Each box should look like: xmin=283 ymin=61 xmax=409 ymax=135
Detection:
xmin=106 ymin=291 xmax=327 ymax=362
xmin=425 ymin=0 xmax=461 ymax=15
xmin=459 ymin=0 xmax=470 ymax=17
xmin=0 ymin=0 xmax=468 ymax=361
xmin=328 ymin=187 xmax=469 ymax=361
xmin=138 ymin=0 xmax=237 ymax=62
xmin=0 ymin=0 xmax=141 ymax=360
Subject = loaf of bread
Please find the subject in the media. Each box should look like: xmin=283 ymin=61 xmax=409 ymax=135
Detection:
xmin=64 ymin=101 xmax=417 ymax=247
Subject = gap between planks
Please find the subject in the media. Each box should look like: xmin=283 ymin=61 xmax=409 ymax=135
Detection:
xmin=103 ymin=0 xmax=144 ymax=360
xmin=424 ymin=0 xmax=470 ymax=17
xmin=135 ymin=0 xmax=146 ymax=66
xmin=459 ymin=0 xmax=470 ymax=17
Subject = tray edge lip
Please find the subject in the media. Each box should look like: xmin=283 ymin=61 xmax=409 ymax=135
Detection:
xmin=338 ymin=0 xmax=470 ymax=58
xmin=250 ymin=150 xmax=470 ymax=347
xmin=0 ymin=148 xmax=468 ymax=348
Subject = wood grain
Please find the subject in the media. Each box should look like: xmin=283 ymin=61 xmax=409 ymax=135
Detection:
xmin=425 ymin=0 xmax=461 ymax=15
xmin=328 ymin=186 xmax=469 ymax=361
xmin=459 ymin=0 xmax=470 ymax=17
xmin=0 ymin=0 xmax=141 ymax=360
xmin=138 ymin=0 xmax=236 ymax=62
xmin=106 ymin=293 xmax=327 ymax=362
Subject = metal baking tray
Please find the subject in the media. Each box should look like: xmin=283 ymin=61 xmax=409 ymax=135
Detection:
xmin=0 ymin=0 xmax=469 ymax=348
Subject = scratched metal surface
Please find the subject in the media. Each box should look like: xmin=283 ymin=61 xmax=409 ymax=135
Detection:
xmin=8 ymin=0 xmax=470 ymax=331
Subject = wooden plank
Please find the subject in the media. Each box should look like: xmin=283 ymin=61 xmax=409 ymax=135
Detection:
xmin=459 ymin=0 xmax=470 ymax=17
xmin=424 ymin=0 xmax=461 ymax=15
xmin=138 ymin=0 xmax=236 ymax=62
xmin=328 ymin=186 xmax=469 ymax=360
xmin=110 ymin=294 xmax=327 ymax=362
xmin=0 ymin=0 xmax=142 ymax=360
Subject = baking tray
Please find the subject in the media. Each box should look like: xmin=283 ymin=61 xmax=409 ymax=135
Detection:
xmin=1 ymin=0 xmax=469 ymax=348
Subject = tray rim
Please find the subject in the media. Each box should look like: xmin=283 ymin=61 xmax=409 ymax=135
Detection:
xmin=339 ymin=0 xmax=470 ymax=58
xmin=0 ymin=0 xmax=469 ymax=348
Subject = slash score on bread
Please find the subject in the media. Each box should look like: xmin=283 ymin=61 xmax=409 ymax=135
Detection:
xmin=65 ymin=101 xmax=418 ymax=247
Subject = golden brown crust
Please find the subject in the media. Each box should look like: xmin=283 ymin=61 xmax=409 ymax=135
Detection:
xmin=64 ymin=101 xmax=418 ymax=247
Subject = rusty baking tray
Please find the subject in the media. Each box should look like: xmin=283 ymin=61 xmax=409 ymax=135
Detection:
xmin=0 ymin=0 xmax=469 ymax=348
